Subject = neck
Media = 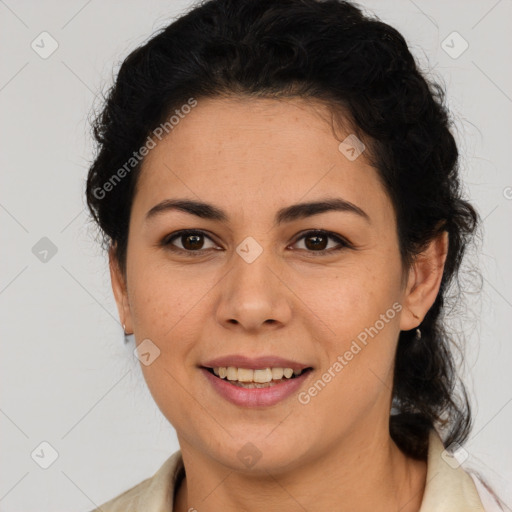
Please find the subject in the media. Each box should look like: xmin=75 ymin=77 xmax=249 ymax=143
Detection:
xmin=174 ymin=428 xmax=427 ymax=512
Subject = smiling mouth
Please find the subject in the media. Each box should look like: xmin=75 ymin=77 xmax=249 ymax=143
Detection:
xmin=202 ymin=366 xmax=313 ymax=388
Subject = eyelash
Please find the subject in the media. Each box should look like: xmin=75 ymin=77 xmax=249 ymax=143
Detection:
xmin=160 ymin=229 xmax=352 ymax=257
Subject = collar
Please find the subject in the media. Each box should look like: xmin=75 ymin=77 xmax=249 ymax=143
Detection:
xmin=419 ymin=428 xmax=485 ymax=511
xmin=96 ymin=428 xmax=485 ymax=511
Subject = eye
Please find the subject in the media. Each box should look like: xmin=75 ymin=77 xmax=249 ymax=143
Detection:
xmin=161 ymin=229 xmax=351 ymax=257
xmin=290 ymin=230 xmax=351 ymax=255
xmin=161 ymin=230 xmax=219 ymax=256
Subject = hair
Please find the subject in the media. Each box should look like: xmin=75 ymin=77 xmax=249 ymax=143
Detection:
xmin=86 ymin=0 xmax=480 ymax=461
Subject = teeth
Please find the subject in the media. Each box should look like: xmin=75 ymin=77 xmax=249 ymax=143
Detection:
xmin=254 ymin=368 xmax=273 ymax=383
xmin=237 ymin=368 xmax=254 ymax=382
xmin=271 ymin=368 xmax=284 ymax=380
xmin=211 ymin=366 xmax=305 ymax=383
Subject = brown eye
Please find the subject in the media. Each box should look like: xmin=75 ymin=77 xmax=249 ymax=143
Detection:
xmin=162 ymin=230 xmax=218 ymax=255
xmin=292 ymin=230 xmax=351 ymax=255
xmin=180 ymin=233 xmax=204 ymax=250
xmin=304 ymin=233 xmax=328 ymax=250
xmin=161 ymin=229 xmax=351 ymax=258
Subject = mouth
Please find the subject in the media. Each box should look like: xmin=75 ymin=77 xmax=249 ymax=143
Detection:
xmin=201 ymin=366 xmax=314 ymax=389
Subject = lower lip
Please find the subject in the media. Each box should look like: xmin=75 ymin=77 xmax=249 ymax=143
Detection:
xmin=200 ymin=368 xmax=312 ymax=407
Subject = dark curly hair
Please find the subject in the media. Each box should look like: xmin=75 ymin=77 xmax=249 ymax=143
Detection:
xmin=86 ymin=0 xmax=480 ymax=461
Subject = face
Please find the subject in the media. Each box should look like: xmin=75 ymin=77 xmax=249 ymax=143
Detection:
xmin=111 ymin=96 xmax=446 ymax=472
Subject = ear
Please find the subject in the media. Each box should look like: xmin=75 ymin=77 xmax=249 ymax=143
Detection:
xmin=399 ymin=230 xmax=449 ymax=332
xmin=109 ymin=246 xmax=133 ymax=334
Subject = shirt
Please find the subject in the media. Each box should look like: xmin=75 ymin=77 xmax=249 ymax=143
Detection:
xmin=91 ymin=428 xmax=506 ymax=511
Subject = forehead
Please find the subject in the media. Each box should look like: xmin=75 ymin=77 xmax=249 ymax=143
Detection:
xmin=132 ymin=96 xmax=394 ymax=228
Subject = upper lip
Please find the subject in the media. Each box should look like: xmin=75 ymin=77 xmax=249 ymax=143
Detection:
xmin=201 ymin=355 xmax=313 ymax=372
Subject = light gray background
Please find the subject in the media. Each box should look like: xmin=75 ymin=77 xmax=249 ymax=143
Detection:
xmin=1 ymin=0 xmax=511 ymax=510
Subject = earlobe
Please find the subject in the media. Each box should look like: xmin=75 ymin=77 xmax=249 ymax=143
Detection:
xmin=399 ymin=231 xmax=449 ymax=332
xmin=109 ymin=246 xmax=133 ymax=334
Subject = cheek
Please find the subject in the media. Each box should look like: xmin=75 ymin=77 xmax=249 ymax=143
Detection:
xmin=298 ymin=262 xmax=402 ymax=400
xmin=299 ymin=263 xmax=400 ymax=336
xmin=127 ymin=258 xmax=203 ymax=335
xmin=128 ymin=262 xmax=216 ymax=377
xmin=130 ymin=286 xmax=172 ymax=335
xmin=133 ymin=280 xmax=198 ymax=423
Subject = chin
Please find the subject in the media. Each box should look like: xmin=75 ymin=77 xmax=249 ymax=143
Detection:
xmin=207 ymin=432 xmax=310 ymax=475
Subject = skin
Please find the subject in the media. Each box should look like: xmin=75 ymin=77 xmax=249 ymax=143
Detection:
xmin=110 ymin=96 xmax=448 ymax=512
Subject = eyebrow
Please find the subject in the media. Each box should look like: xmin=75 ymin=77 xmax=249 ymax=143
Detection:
xmin=145 ymin=197 xmax=370 ymax=225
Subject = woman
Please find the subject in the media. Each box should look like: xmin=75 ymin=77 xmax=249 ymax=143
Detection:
xmin=85 ymin=0 xmax=507 ymax=510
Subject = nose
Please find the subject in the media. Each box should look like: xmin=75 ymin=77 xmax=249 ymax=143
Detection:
xmin=215 ymin=243 xmax=293 ymax=333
